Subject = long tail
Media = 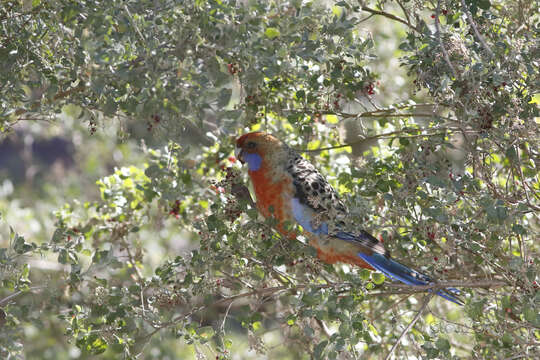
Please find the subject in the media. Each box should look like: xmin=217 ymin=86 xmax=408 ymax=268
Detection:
xmin=357 ymin=253 xmax=463 ymax=305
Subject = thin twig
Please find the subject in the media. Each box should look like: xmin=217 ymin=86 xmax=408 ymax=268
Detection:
xmin=220 ymin=299 xmax=235 ymax=333
xmin=435 ymin=0 xmax=458 ymax=79
xmin=384 ymin=293 xmax=434 ymax=360
xmin=124 ymin=4 xmax=146 ymax=46
xmin=361 ymin=6 xmax=420 ymax=33
xmin=0 ymin=286 xmax=47 ymax=306
xmin=460 ymin=0 xmax=494 ymax=57
xmin=371 ymin=294 xmax=413 ymax=321
xmin=298 ymin=128 xmax=449 ymax=153
xmin=396 ymin=0 xmax=412 ymax=27
xmin=385 ymin=279 xmax=508 ymax=291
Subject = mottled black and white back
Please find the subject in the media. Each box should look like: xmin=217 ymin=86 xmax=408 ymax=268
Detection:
xmin=282 ymin=146 xmax=387 ymax=255
xmin=285 ymin=148 xmax=348 ymax=217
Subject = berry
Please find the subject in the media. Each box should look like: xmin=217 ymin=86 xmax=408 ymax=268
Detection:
xmin=364 ymin=82 xmax=375 ymax=95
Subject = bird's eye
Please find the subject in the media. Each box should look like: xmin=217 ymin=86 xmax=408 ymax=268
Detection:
xmin=246 ymin=141 xmax=256 ymax=149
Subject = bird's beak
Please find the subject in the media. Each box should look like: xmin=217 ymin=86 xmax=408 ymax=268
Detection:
xmin=235 ymin=147 xmax=245 ymax=164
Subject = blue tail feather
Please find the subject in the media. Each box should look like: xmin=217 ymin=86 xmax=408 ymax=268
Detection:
xmin=358 ymin=253 xmax=463 ymax=305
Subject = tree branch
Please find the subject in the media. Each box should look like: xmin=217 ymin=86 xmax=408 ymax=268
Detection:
xmin=361 ymin=6 xmax=420 ymax=33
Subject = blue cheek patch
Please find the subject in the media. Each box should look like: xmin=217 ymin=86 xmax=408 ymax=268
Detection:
xmin=245 ymin=153 xmax=262 ymax=171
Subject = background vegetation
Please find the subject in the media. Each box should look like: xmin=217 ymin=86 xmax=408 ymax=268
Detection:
xmin=1 ymin=0 xmax=538 ymax=359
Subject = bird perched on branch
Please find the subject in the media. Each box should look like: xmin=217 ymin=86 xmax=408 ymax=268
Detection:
xmin=235 ymin=131 xmax=462 ymax=304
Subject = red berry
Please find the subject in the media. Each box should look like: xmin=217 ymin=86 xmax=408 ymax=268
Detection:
xmin=431 ymin=14 xmax=436 ymax=19
xmin=434 ymin=257 xmax=439 ymax=261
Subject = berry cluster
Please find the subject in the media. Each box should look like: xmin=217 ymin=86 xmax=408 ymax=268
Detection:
xmin=213 ymin=167 xmax=242 ymax=192
xmin=147 ymin=114 xmax=161 ymax=132
xmin=431 ymin=10 xmax=448 ymax=18
xmin=333 ymin=93 xmax=342 ymax=109
xmin=224 ymin=198 xmax=242 ymax=222
xmin=227 ymin=63 xmax=240 ymax=75
xmin=152 ymin=288 xmax=183 ymax=309
xmin=364 ymin=82 xmax=376 ymax=95
xmin=210 ymin=167 xmax=245 ymax=222
xmin=478 ymin=106 xmax=494 ymax=129
xmin=89 ymin=120 xmax=97 ymax=135
xmin=169 ymin=199 xmax=182 ymax=218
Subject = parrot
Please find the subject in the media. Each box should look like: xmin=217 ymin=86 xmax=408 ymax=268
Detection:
xmin=235 ymin=131 xmax=462 ymax=305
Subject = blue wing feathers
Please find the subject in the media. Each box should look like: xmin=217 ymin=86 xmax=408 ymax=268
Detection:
xmin=358 ymin=253 xmax=463 ymax=305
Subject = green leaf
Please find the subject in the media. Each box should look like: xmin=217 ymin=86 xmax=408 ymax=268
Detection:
xmin=523 ymin=306 xmax=539 ymax=325
xmin=512 ymin=224 xmax=526 ymax=235
xmin=313 ymin=340 xmax=328 ymax=359
xmin=372 ymin=273 xmax=385 ymax=285
xmin=145 ymin=165 xmax=161 ymax=178
xmin=422 ymin=342 xmax=440 ymax=358
xmin=286 ymin=314 xmax=296 ymax=326
xmin=505 ymin=146 xmax=517 ymax=161
xmin=207 ymin=214 xmax=219 ymax=231
xmin=264 ymin=27 xmax=281 ymax=39
xmin=13 ymin=234 xmax=26 ymax=254
xmin=92 ymin=250 xmax=110 ymax=264
xmin=0 ymin=248 xmax=8 ymax=263
xmin=338 ymin=322 xmax=351 ymax=337
xmin=359 ymin=269 xmax=371 ymax=281
xmin=435 ymin=338 xmax=450 ymax=352
xmin=477 ymin=0 xmax=491 ymax=10
xmin=58 ymin=249 xmax=69 ymax=264
xmin=501 ymin=332 xmax=512 ymax=347
xmin=217 ymin=88 xmax=232 ymax=107
xmin=197 ymin=326 xmax=215 ymax=339
xmin=399 ymin=137 xmax=410 ymax=146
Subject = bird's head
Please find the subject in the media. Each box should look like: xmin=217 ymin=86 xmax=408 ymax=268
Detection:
xmin=235 ymin=132 xmax=283 ymax=171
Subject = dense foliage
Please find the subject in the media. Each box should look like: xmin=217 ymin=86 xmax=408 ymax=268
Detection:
xmin=1 ymin=0 xmax=538 ymax=359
